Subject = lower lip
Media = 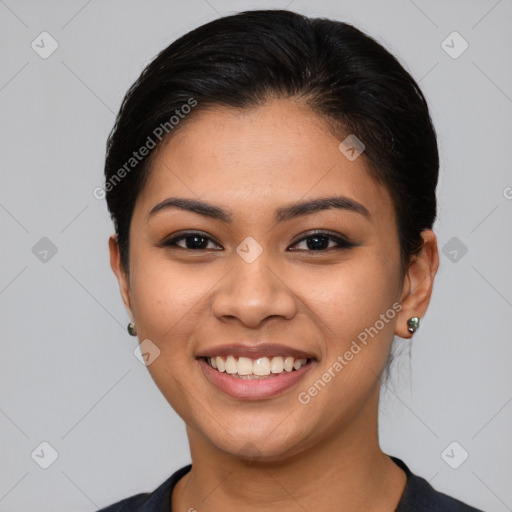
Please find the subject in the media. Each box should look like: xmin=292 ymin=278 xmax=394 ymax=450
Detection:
xmin=197 ymin=358 xmax=315 ymax=400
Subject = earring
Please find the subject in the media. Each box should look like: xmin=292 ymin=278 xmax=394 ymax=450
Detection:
xmin=127 ymin=322 xmax=137 ymax=336
xmin=407 ymin=316 xmax=420 ymax=334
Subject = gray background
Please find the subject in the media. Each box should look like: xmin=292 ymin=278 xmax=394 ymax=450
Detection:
xmin=1 ymin=0 xmax=511 ymax=510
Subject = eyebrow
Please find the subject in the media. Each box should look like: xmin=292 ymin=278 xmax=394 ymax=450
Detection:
xmin=148 ymin=195 xmax=371 ymax=223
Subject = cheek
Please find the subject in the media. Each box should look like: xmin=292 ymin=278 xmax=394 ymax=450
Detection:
xmin=128 ymin=256 xmax=213 ymax=423
xmin=293 ymin=255 xmax=400 ymax=419
xmin=130 ymin=249 xmax=204 ymax=332
xmin=300 ymin=252 xmax=400 ymax=349
xmin=130 ymin=242 xmax=400 ymax=361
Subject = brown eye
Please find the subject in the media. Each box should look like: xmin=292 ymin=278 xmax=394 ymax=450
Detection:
xmin=289 ymin=231 xmax=355 ymax=252
xmin=162 ymin=232 xmax=222 ymax=251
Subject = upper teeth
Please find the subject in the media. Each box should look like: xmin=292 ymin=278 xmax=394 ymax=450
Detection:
xmin=208 ymin=356 xmax=308 ymax=376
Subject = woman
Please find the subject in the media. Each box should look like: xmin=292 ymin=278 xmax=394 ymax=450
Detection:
xmin=98 ymin=9 xmax=484 ymax=511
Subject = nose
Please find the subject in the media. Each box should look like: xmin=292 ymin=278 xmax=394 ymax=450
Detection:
xmin=211 ymin=250 xmax=297 ymax=329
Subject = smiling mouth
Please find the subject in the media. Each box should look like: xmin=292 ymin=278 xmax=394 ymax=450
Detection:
xmin=201 ymin=355 xmax=314 ymax=379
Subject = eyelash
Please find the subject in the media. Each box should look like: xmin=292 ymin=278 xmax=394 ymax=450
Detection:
xmin=161 ymin=230 xmax=355 ymax=252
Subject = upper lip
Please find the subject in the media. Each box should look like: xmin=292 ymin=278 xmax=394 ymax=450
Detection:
xmin=196 ymin=343 xmax=317 ymax=360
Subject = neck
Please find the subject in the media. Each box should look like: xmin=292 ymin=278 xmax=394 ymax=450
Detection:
xmin=172 ymin=390 xmax=406 ymax=512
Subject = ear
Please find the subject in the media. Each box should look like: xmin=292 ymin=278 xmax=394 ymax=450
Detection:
xmin=395 ymin=229 xmax=439 ymax=339
xmin=109 ymin=234 xmax=134 ymax=321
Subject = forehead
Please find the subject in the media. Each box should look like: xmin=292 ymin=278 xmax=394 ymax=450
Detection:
xmin=135 ymin=99 xmax=395 ymax=225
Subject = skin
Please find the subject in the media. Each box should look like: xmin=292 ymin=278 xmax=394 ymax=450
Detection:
xmin=109 ymin=98 xmax=439 ymax=511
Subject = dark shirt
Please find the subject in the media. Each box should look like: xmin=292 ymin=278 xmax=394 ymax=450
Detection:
xmin=96 ymin=456 xmax=484 ymax=511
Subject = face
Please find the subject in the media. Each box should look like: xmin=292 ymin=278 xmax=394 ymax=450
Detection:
xmin=110 ymin=99 xmax=435 ymax=461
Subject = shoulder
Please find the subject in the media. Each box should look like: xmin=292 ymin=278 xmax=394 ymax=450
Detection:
xmin=392 ymin=457 xmax=485 ymax=512
xmin=95 ymin=464 xmax=192 ymax=512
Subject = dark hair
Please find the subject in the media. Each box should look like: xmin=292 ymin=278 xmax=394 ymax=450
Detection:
xmin=104 ymin=9 xmax=438 ymax=275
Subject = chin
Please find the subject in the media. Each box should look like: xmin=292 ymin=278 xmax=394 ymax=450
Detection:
xmin=202 ymin=419 xmax=314 ymax=463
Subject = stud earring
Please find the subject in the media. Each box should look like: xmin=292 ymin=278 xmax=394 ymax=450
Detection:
xmin=127 ymin=322 xmax=137 ymax=336
xmin=407 ymin=316 xmax=420 ymax=334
